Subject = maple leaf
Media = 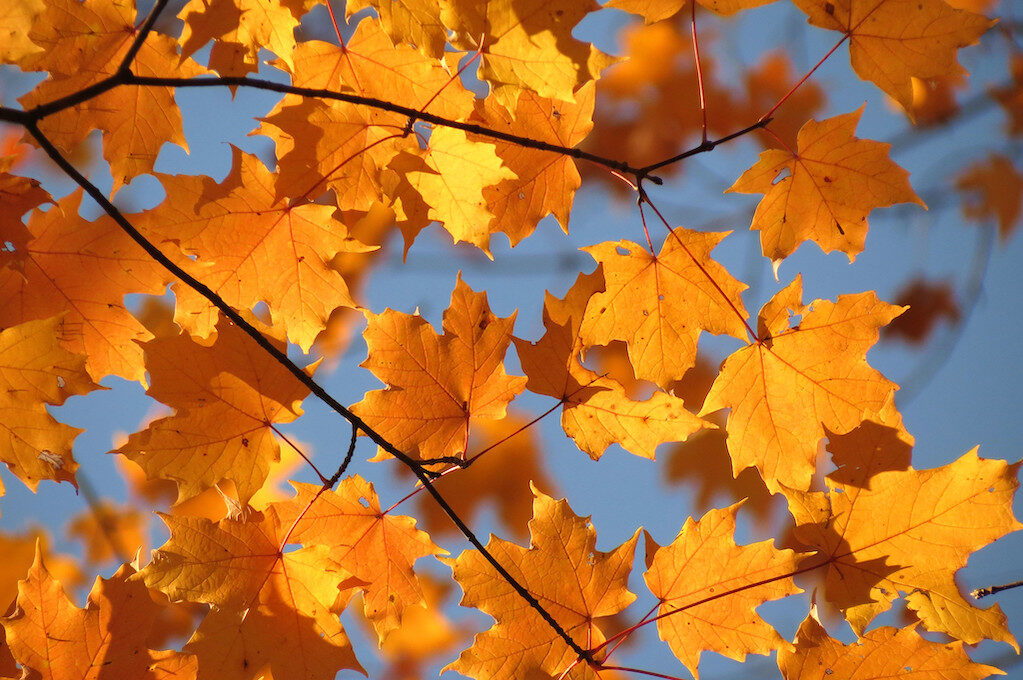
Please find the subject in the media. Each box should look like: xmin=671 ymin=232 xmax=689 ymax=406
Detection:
xmin=779 ymin=609 xmax=1002 ymax=680
xmin=991 ymin=54 xmax=1023 ymax=137
xmin=275 ymin=478 xmax=443 ymax=641
xmin=117 ymin=314 xmax=313 ymax=505
xmin=3 ymin=551 xmax=197 ymax=680
xmin=141 ymin=505 xmax=363 ymax=680
xmin=729 ymin=108 xmax=925 ymax=263
xmin=352 ymin=276 xmax=526 ymax=461
xmin=446 ymin=486 xmax=639 ymax=680
xmin=441 ymin=0 xmax=617 ymax=106
xmin=786 ymin=449 xmax=1022 ymax=648
xmin=472 ymin=83 xmax=595 ymax=247
xmin=701 ymin=275 xmax=904 ymax=492
xmin=138 ymin=147 xmax=373 ymax=350
xmin=0 ymin=171 xmax=50 ymax=265
xmin=884 ymin=278 xmax=961 ymax=344
xmin=644 ymin=503 xmax=802 ymax=678
xmin=0 ymin=192 xmax=173 ymax=382
xmin=178 ymin=0 xmax=313 ymax=77
xmin=0 ymin=0 xmax=45 ymax=63
xmin=16 ymin=0 xmax=205 ymax=191
xmin=346 ymin=0 xmax=447 ymax=58
xmin=580 ymin=227 xmax=750 ymax=389
xmin=791 ymin=0 xmax=993 ymax=111
xmin=514 ymin=269 xmax=707 ymax=460
xmin=0 ymin=315 xmax=101 ymax=493
xmin=407 ymin=127 xmax=518 ymax=255
xmin=957 ymin=154 xmax=1023 ymax=241
xmin=260 ymin=98 xmax=415 ymax=213
xmin=282 ymin=19 xmax=474 ymax=122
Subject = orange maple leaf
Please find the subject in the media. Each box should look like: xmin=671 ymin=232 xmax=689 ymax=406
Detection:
xmin=282 ymin=19 xmax=474 ymax=122
xmin=139 ymin=147 xmax=373 ymax=350
xmin=4 ymin=552 xmax=197 ymax=680
xmin=729 ymin=108 xmax=924 ymax=263
xmin=473 ymin=83 xmax=595 ymax=247
xmin=344 ymin=0 xmax=447 ymax=58
xmin=446 ymin=486 xmax=638 ymax=680
xmin=514 ymin=269 xmax=707 ymax=460
xmin=0 ymin=171 xmax=50 ymax=265
xmin=0 ymin=192 xmax=173 ymax=382
xmin=701 ymin=275 xmax=904 ymax=492
xmin=16 ymin=0 xmax=205 ymax=191
xmin=141 ymin=505 xmax=363 ymax=680
xmin=117 ymin=314 xmax=312 ymax=505
xmin=779 ymin=609 xmax=1002 ymax=680
xmin=177 ymin=0 xmax=314 ymax=77
xmin=0 ymin=316 xmax=98 ymax=493
xmin=352 ymin=276 xmax=526 ymax=461
xmin=644 ymin=503 xmax=802 ymax=678
xmin=791 ymin=0 xmax=993 ymax=112
xmin=957 ymin=153 xmax=1023 ymax=241
xmin=786 ymin=449 xmax=1022 ymax=648
xmin=275 ymin=477 xmax=444 ymax=642
xmin=579 ymin=227 xmax=750 ymax=388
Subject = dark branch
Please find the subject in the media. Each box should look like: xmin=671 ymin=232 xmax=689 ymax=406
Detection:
xmin=126 ymin=73 xmax=658 ymax=185
xmin=973 ymin=579 xmax=1023 ymax=599
xmin=118 ymin=0 xmax=172 ymax=74
xmin=639 ymin=118 xmax=772 ymax=174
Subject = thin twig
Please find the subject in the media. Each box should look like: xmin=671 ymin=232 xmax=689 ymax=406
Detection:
xmin=973 ymin=579 xmax=1023 ymax=599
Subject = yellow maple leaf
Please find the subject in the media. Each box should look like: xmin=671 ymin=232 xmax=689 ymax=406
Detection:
xmin=580 ymin=227 xmax=750 ymax=389
xmin=346 ymin=0 xmax=447 ymax=58
xmin=786 ymin=449 xmax=1022 ymax=648
xmin=701 ymin=276 xmax=904 ymax=492
xmin=779 ymin=609 xmax=1002 ymax=680
xmin=446 ymin=486 xmax=638 ymax=680
xmin=143 ymin=505 xmax=362 ymax=680
xmin=474 ymin=83 xmax=595 ymax=247
xmin=791 ymin=0 xmax=993 ymax=111
xmin=407 ymin=126 xmax=517 ymax=255
xmin=644 ymin=503 xmax=802 ymax=678
xmin=441 ymin=0 xmax=617 ymax=105
xmin=178 ymin=0 xmax=313 ymax=77
xmin=728 ymin=108 xmax=925 ymax=263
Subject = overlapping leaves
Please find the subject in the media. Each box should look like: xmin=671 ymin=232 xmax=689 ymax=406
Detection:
xmin=0 ymin=1 xmax=1017 ymax=680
